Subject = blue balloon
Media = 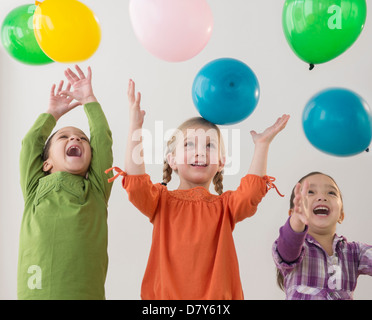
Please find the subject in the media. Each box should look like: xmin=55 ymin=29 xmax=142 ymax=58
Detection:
xmin=192 ymin=58 xmax=260 ymax=125
xmin=302 ymin=88 xmax=372 ymax=157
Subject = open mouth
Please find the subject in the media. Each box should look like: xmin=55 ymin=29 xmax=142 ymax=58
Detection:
xmin=66 ymin=145 xmax=82 ymax=157
xmin=313 ymin=205 xmax=330 ymax=216
xmin=191 ymin=162 xmax=207 ymax=167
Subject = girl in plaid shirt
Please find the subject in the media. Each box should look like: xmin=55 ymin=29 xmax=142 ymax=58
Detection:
xmin=273 ymin=172 xmax=372 ymax=300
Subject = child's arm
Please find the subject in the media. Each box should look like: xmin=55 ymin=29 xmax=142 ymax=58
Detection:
xmin=272 ymin=217 xmax=307 ymax=277
xmin=276 ymin=181 xmax=310 ymax=263
xmin=61 ymin=65 xmax=113 ymax=199
xmin=358 ymin=243 xmax=372 ymax=276
xmin=107 ymin=80 xmax=160 ymax=221
xmin=247 ymin=114 xmax=290 ymax=176
xmin=20 ymin=82 xmax=81 ymax=198
xmin=225 ymin=115 xmax=290 ymax=223
xmin=125 ymin=79 xmax=146 ymax=175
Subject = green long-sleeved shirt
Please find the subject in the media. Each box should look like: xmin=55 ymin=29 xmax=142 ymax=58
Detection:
xmin=18 ymin=102 xmax=113 ymax=300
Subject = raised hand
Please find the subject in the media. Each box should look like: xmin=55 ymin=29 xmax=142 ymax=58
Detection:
xmin=60 ymin=65 xmax=97 ymax=105
xmin=290 ymin=180 xmax=310 ymax=232
xmin=247 ymin=114 xmax=290 ymax=176
xmin=47 ymin=80 xmax=82 ymax=121
xmin=128 ymin=79 xmax=146 ymax=129
xmin=250 ymin=114 xmax=290 ymax=145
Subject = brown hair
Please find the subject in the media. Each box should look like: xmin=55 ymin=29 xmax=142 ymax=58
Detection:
xmin=41 ymin=130 xmax=58 ymax=175
xmin=163 ymin=117 xmax=225 ymax=195
xmin=276 ymin=171 xmax=343 ymax=291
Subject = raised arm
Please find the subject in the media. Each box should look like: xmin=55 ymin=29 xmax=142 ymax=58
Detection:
xmin=20 ymin=81 xmax=82 ymax=198
xmin=125 ymin=79 xmax=146 ymax=175
xmin=247 ymin=114 xmax=290 ymax=176
xmin=61 ymin=65 xmax=113 ymax=199
xmin=276 ymin=181 xmax=309 ymax=263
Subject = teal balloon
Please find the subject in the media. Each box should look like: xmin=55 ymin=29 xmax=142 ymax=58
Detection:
xmin=1 ymin=4 xmax=53 ymax=65
xmin=283 ymin=0 xmax=367 ymax=67
xmin=192 ymin=58 xmax=260 ymax=125
xmin=303 ymin=88 xmax=372 ymax=156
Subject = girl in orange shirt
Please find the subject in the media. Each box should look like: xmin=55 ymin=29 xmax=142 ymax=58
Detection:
xmin=107 ymin=80 xmax=289 ymax=299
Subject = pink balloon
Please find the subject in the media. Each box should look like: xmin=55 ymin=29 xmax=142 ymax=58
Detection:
xmin=129 ymin=0 xmax=213 ymax=62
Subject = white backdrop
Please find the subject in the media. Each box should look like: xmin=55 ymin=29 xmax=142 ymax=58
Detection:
xmin=0 ymin=0 xmax=371 ymax=300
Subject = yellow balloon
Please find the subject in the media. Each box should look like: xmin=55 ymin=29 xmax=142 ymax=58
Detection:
xmin=33 ymin=0 xmax=101 ymax=62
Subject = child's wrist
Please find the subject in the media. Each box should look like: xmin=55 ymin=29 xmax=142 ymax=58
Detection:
xmin=46 ymin=110 xmax=60 ymax=121
xmin=289 ymin=215 xmax=306 ymax=233
xmin=129 ymin=125 xmax=143 ymax=134
xmin=81 ymin=95 xmax=98 ymax=105
xmin=254 ymin=140 xmax=271 ymax=148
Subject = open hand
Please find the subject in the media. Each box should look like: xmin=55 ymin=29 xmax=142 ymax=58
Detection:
xmin=291 ymin=180 xmax=310 ymax=229
xmin=128 ymin=79 xmax=146 ymax=129
xmin=60 ymin=65 xmax=97 ymax=105
xmin=250 ymin=114 xmax=290 ymax=145
xmin=47 ymin=81 xmax=82 ymax=121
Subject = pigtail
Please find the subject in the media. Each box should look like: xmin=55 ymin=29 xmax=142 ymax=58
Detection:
xmin=276 ymin=269 xmax=285 ymax=291
xmin=162 ymin=160 xmax=173 ymax=185
xmin=162 ymin=135 xmax=177 ymax=185
xmin=213 ymin=170 xmax=224 ymax=195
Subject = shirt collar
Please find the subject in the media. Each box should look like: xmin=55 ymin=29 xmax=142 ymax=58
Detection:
xmin=306 ymin=233 xmax=346 ymax=251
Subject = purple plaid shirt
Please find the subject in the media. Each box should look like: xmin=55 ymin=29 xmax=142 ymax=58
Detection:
xmin=272 ymin=218 xmax=372 ymax=300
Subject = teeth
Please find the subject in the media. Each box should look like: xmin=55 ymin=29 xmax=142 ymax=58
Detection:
xmin=67 ymin=146 xmax=82 ymax=157
xmin=313 ymin=206 xmax=329 ymax=216
xmin=314 ymin=206 xmax=329 ymax=211
xmin=191 ymin=163 xmax=207 ymax=167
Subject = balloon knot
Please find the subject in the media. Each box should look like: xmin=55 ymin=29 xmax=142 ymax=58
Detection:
xmin=309 ymin=64 xmax=315 ymax=71
xmin=366 ymin=148 xmax=370 ymax=152
xmin=35 ymin=1 xmax=42 ymax=5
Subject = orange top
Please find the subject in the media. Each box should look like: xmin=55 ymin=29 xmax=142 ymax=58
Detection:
xmin=106 ymin=168 xmax=279 ymax=300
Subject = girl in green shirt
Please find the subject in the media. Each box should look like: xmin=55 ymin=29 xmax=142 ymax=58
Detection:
xmin=18 ymin=66 xmax=113 ymax=299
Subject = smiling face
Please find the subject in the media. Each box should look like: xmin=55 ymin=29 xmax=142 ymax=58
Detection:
xmin=167 ymin=125 xmax=225 ymax=190
xmin=42 ymin=126 xmax=92 ymax=177
xmin=301 ymin=174 xmax=344 ymax=235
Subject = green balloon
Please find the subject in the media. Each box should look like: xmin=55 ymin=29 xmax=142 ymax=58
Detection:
xmin=282 ymin=0 xmax=367 ymax=67
xmin=1 ymin=4 xmax=53 ymax=65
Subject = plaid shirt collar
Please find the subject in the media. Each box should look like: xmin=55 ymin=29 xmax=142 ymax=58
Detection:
xmin=305 ymin=233 xmax=346 ymax=253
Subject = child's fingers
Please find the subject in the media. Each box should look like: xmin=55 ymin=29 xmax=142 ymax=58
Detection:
xmin=64 ymin=70 xmax=74 ymax=84
xmin=50 ymin=84 xmax=56 ymax=97
xmin=74 ymin=65 xmax=86 ymax=79
xmin=128 ymin=79 xmax=135 ymax=102
xmin=56 ymin=80 xmax=64 ymax=94
xmin=280 ymin=114 xmax=290 ymax=128
xmin=275 ymin=114 xmax=290 ymax=132
xmin=59 ymin=90 xmax=74 ymax=100
xmin=293 ymin=183 xmax=302 ymax=201
xmin=293 ymin=195 xmax=302 ymax=214
xmin=86 ymin=66 xmax=92 ymax=81
xmin=294 ymin=182 xmax=301 ymax=194
xmin=66 ymin=82 xmax=72 ymax=92
xmin=301 ymin=180 xmax=309 ymax=198
xmin=293 ymin=183 xmax=303 ymax=213
xmin=64 ymin=68 xmax=79 ymax=83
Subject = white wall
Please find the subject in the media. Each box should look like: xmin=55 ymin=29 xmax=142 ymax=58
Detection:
xmin=1 ymin=0 xmax=371 ymax=300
